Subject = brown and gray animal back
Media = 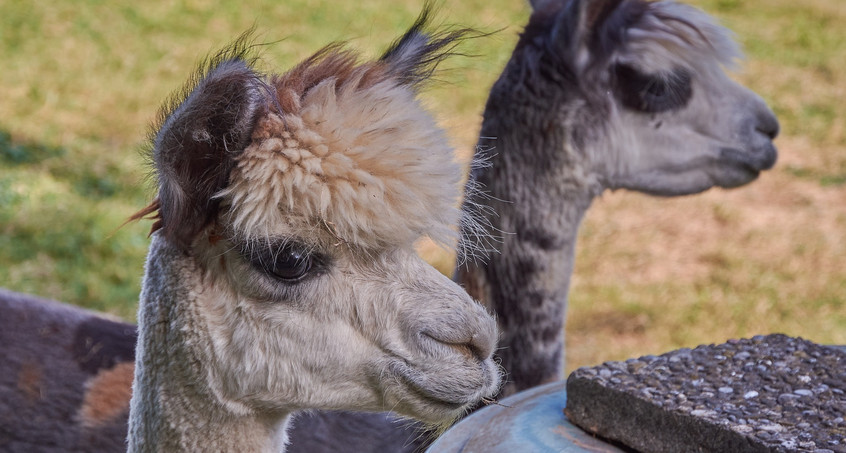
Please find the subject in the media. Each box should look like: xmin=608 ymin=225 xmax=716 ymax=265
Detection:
xmin=0 ymin=289 xmax=135 ymax=452
xmin=0 ymin=290 xmax=427 ymax=452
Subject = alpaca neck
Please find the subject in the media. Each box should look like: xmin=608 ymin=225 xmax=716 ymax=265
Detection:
xmin=460 ymin=183 xmax=591 ymax=398
xmin=129 ymin=374 xmax=289 ymax=452
xmin=459 ymin=88 xmax=598 ymax=397
xmin=127 ymin=236 xmax=290 ymax=452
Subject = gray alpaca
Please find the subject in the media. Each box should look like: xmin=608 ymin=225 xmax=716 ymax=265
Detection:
xmin=457 ymin=0 xmax=778 ymax=398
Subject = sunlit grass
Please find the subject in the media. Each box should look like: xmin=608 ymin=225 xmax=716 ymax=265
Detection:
xmin=0 ymin=0 xmax=529 ymax=320
xmin=1 ymin=0 xmax=843 ymax=371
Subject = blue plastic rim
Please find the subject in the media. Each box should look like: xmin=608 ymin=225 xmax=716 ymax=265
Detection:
xmin=427 ymin=381 xmax=623 ymax=452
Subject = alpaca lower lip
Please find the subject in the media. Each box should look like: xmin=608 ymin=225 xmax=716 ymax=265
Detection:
xmin=720 ymin=146 xmax=776 ymax=172
xmin=729 ymin=160 xmax=760 ymax=178
xmin=413 ymin=391 xmax=468 ymax=410
xmin=403 ymin=380 xmax=470 ymax=411
xmin=388 ymin=361 xmax=480 ymax=410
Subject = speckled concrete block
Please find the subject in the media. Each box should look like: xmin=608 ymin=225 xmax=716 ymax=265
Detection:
xmin=565 ymin=334 xmax=846 ymax=453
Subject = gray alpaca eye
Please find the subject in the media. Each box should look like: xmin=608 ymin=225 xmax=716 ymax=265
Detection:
xmin=614 ymin=64 xmax=693 ymax=113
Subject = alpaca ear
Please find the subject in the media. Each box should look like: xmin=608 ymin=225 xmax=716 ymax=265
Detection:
xmin=152 ymin=58 xmax=265 ymax=249
xmin=565 ymin=0 xmax=647 ymax=71
xmin=579 ymin=0 xmax=626 ymax=34
xmin=379 ymin=5 xmax=468 ymax=89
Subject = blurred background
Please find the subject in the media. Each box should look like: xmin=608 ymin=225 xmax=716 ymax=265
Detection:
xmin=1 ymin=0 xmax=843 ymax=372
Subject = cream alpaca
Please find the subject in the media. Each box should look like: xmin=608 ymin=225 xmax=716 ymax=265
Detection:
xmin=127 ymin=12 xmax=499 ymax=452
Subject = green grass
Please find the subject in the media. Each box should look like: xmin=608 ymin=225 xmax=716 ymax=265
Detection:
xmin=1 ymin=0 xmax=844 ymax=371
xmin=0 ymin=0 xmax=529 ymax=320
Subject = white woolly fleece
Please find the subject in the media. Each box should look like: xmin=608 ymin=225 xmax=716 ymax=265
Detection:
xmin=222 ymin=68 xmax=462 ymax=251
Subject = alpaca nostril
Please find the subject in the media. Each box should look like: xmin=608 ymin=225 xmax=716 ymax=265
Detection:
xmin=756 ymin=124 xmax=778 ymax=140
xmin=459 ymin=328 xmax=496 ymax=363
xmin=422 ymin=332 xmax=493 ymax=363
xmin=447 ymin=343 xmax=477 ymax=361
xmin=445 ymin=338 xmax=490 ymax=363
xmin=755 ymin=113 xmax=780 ymax=140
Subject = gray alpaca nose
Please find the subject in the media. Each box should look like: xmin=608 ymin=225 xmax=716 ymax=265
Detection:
xmin=468 ymin=313 xmax=497 ymax=361
xmin=403 ymin=256 xmax=499 ymax=363
xmin=755 ymin=108 xmax=780 ymax=140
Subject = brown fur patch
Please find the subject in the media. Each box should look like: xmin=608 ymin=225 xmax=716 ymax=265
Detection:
xmin=271 ymin=47 xmax=387 ymax=115
xmin=127 ymin=197 xmax=163 ymax=237
xmin=78 ymin=361 xmax=135 ymax=428
xmin=17 ymin=361 xmax=43 ymax=403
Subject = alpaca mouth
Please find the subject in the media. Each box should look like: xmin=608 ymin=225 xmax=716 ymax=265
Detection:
xmin=385 ymin=359 xmax=496 ymax=415
xmin=719 ymin=145 xmax=777 ymax=173
xmin=401 ymin=378 xmax=469 ymax=411
xmin=710 ymin=145 xmax=777 ymax=189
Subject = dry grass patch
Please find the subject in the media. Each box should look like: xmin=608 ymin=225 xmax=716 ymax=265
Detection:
xmin=567 ymin=137 xmax=846 ymax=371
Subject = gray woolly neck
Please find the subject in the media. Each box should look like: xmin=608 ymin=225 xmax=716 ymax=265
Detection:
xmin=456 ymin=48 xmax=601 ymax=397
xmin=127 ymin=236 xmax=290 ymax=452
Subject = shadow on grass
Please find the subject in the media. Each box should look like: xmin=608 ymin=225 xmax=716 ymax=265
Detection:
xmin=0 ymin=127 xmax=145 ymax=318
xmin=0 ymin=128 xmax=66 ymax=165
xmin=0 ymin=128 xmax=124 ymax=198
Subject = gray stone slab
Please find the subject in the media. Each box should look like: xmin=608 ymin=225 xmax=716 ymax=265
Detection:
xmin=565 ymin=334 xmax=846 ymax=453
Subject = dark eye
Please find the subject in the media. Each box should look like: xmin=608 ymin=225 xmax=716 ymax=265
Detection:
xmin=614 ymin=64 xmax=693 ymax=113
xmin=242 ymin=242 xmax=319 ymax=283
xmin=265 ymin=247 xmax=312 ymax=282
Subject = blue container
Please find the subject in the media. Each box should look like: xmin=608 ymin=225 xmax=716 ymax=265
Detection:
xmin=428 ymin=381 xmax=624 ymax=452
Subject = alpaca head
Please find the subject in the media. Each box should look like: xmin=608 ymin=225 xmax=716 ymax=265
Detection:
xmin=521 ymin=0 xmax=778 ymax=196
xmin=140 ymin=16 xmax=499 ymax=426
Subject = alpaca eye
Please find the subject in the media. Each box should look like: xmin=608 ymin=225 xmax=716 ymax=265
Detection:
xmin=266 ymin=248 xmax=313 ymax=282
xmin=241 ymin=242 xmax=319 ymax=283
xmin=614 ymin=64 xmax=693 ymax=113
xmin=644 ymin=79 xmax=668 ymax=98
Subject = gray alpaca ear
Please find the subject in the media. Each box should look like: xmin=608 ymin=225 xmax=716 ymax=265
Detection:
xmin=578 ymin=0 xmax=626 ymax=32
xmin=153 ymin=58 xmax=265 ymax=250
xmin=544 ymin=0 xmax=644 ymax=70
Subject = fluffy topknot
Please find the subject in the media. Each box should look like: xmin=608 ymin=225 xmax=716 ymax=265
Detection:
xmin=135 ymin=7 xmax=476 ymax=252
xmin=221 ymin=47 xmax=463 ymax=249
